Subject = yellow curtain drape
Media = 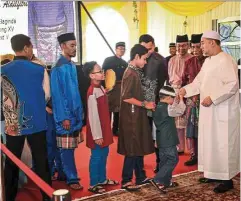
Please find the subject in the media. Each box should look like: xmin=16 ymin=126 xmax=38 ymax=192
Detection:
xmin=139 ymin=2 xmax=147 ymax=36
xmin=157 ymin=2 xmax=224 ymax=16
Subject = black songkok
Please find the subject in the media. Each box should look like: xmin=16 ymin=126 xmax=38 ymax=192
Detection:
xmin=57 ymin=33 xmax=76 ymax=44
xmin=169 ymin=43 xmax=176 ymax=47
xmin=176 ymin=34 xmax=189 ymax=43
xmin=190 ymin=34 xmax=203 ymax=44
xmin=116 ymin=42 xmax=125 ymax=48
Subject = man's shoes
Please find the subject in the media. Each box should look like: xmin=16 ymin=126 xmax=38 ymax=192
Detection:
xmin=149 ymin=179 xmax=167 ymax=194
xmin=184 ymin=155 xmax=197 ymax=166
xmin=213 ymin=182 xmax=233 ymax=193
xmin=198 ymin=177 xmax=220 ymax=183
xmin=121 ymin=182 xmax=140 ymax=192
xmin=136 ymin=178 xmax=152 ymax=185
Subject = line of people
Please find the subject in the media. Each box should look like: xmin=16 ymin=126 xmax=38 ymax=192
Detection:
xmin=1 ymin=30 xmax=239 ymax=201
xmin=1 ymin=33 xmax=86 ymax=201
xmin=88 ymin=31 xmax=239 ymax=193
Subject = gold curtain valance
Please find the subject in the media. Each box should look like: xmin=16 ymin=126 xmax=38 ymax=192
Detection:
xmin=157 ymin=2 xmax=224 ymax=16
xmin=83 ymin=2 xmax=224 ymax=17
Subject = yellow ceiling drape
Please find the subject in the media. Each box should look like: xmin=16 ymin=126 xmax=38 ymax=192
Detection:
xmin=157 ymin=2 xmax=224 ymax=16
xmin=139 ymin=2 xmax=147 ymax=36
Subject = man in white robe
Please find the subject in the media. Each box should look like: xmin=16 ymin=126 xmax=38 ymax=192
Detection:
xmin=179 ymin=31 xmax=240 ymax=193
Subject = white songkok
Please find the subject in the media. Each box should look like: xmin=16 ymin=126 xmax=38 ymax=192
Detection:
xmin=202 ymin=30 xmax=220 ymax=41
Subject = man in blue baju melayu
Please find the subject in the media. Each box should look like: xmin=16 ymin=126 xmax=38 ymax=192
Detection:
xmin=51 ymin=32 xmax=84 ymax=190
xmin=2 ymin=34 xmax=51 ymax=201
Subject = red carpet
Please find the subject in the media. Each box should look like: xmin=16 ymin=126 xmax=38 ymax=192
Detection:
xmin=16 ymin=136 xmax=197 ymax=201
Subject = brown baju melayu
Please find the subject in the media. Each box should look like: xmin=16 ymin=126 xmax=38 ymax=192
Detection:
xmin=118 ymin=64 xmax=154 ymax=186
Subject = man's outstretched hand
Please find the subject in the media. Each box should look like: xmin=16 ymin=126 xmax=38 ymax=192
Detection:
xmin=201 ymin=96 xmax=213 ymax=107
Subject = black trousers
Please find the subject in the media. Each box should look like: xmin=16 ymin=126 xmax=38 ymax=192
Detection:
xmin=4 ymin=131 xmax=51 ymax=201
xmin=122 ymin=156 xmax=146 ymax=185
xmin=110 ymin=112 xmax=119 ymax=133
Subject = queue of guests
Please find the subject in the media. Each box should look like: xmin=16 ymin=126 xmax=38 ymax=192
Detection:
xmin=1 ymin=30 xmax=239 ymax=201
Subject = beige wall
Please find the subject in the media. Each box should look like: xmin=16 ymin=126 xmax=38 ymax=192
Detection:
xmin=147 ymin=1 xmax=240 ymax=56
xmin=82 ymin=2 xmax=240 ymax=59
xmin=187 ymin=1 xmax=240 ymax=35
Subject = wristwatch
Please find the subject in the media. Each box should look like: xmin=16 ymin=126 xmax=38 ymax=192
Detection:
xmin=141 ymin=101 xmax=146 ymax=108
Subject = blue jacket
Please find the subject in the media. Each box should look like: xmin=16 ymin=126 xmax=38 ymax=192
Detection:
xmin=51 ymin=55 xmax=83 ymax=135
xmin=1 ymin=57 xmax=47 ymax=135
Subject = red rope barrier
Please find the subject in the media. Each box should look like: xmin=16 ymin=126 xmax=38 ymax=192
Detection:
xmin=0 ymin=143 xmax=54 ymax=198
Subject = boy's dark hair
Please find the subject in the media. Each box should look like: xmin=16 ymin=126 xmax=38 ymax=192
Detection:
xmin=82 ymin=61 xmax=97 ymax=77
xmin=130 ymin=44 xmax=148 ymax=61
xmin=159 ymin=94 xmax=170 ymax=100
xmin=11 ymin=34 xmax=32 ymax=52
xmin=139 ymin=34 xmax=154 ymax=44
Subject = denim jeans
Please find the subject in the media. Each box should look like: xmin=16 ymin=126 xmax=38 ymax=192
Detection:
xmin=89 ymin=144 xmax=109 ymax=186
xmin=154 ymin=146 xmax=179 ymax=186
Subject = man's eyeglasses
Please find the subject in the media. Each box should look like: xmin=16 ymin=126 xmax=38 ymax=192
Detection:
xmin=91 ymin=70 xmax=104 ymax=74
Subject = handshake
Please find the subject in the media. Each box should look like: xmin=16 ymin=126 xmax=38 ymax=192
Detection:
xmin=178 ymin=88 xmax=186 ymax=97
xmin=175 ymin=93 xmax=184 ymax=103
xmin=143 ymin=101 xmax=156 ymax=111
xmin=178 ymin=87 xmax=213 ymax=107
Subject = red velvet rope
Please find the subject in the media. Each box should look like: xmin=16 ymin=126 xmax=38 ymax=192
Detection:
xmin=0 ymin=143 xmax=54 ymax=198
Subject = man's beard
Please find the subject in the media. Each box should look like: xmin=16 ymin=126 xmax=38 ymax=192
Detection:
xmin=70 ymin=51 xmax=76 ymax=57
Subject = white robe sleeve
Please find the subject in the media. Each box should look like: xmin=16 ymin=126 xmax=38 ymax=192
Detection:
xmin=88 ymin=95 xmax=103 ymax=140
xmin=210 ymin=59 xmax=239 ymax=105
xmin=168 ymin=100 xmax=186 ymax=117
xmin=183 ymin=67 xmax=204 ymax=98
xmin=43 ymin=69 xmax=50 ymax=101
